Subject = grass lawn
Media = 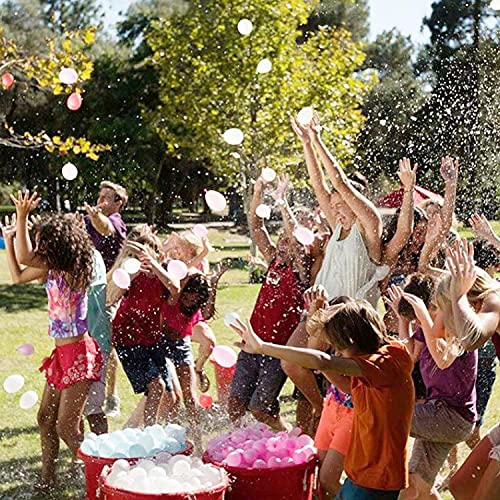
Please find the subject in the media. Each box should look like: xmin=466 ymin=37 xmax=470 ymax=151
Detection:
xmin=0 ymin=227 xmax=498 ymax=499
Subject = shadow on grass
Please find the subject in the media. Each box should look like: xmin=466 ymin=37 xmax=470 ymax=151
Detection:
xmin=0 ymin=425 xmax=39 ymax=441
xmin=0 ymin=284 xmax=46 ymax=313
xmin=0 ymin=448 xmax=85 ymax=500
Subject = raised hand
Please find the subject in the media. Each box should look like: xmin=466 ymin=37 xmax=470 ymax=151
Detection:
xmin=84 ymin=201 xmax=107 ymax=217
xmin=210 ymin=261 xmax=229 ymax=287
xmin=469 ymin=213 xmax=496 ymax=242
xmin=290 ymin=116 xmax=311 ymax=144
xmin=270 ymin=174 xmax=290 ymax=202
xmin=445 ymin=238 xmax=477 ymax=299
xmin=385 ymin=284 xmax=404 ymax=315
xmin=440 ymin=156 xmax=459 ymax=183
xmin=9 ymin=190 xmax=41 ymax=218
xmin=231 ymin=318 xmax=263 ymax=354
xmin=304 ymin=284 xmax=329 ymax=310
xmin=0 ymin=214 xmax=17 ymax=241
xmin=401 ymin=292 xmax=429 ymax=323
xmin=397 ymin=158 xmax=417 ymax=190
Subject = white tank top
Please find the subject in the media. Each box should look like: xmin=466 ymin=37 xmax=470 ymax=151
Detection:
xmin=314 ymin=224 xmax=388 ymax=307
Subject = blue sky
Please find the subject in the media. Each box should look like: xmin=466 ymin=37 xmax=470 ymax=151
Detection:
xmin=102 ymin=0 xmax=434 ymax=45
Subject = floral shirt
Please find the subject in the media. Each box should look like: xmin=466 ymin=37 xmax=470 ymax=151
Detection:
xmin=46 ymin=271 xmax=88 ymax=338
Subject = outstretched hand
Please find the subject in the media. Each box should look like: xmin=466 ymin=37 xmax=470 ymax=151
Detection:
xmin=230 ymin=318 xmax=263 ymax=355
xmin=0 ymin=214 xmax=16 ymax=241
xmin=440 ymin=156 xmax=459 ymax=183
xmin=445 ymin=238 xmax=476 ymax=299
xmin=290 ymin=116 xmax=311 ymax=145
xmin=10 ymin=190 xmax=41 ymax=218
xmin=469 ymin=213 xmax=496 ymax=242
xmin=397 ymin=158 xmax=417 ymax=190
xmin=401 ymin=292 xmax=428 ymax=323
xmin=270 ymin=174 xmax=289 ymax=202
xmin=84 ymin=201 xmax=107 ymax=217
xmin=385 ymin=284 xmax=404 ymax=315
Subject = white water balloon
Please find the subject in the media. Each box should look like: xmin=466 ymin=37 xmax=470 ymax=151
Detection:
xmin=58 ymin=68 xmax=78 ymax=85
xmin=112 ymin=268 xmax=131 ymax=289
xmin=192 ymin=224 xmax=209 ymax=239
xmin=223 ymin=128 xmax=244 ymax=146
xmin=255 ymin=204 xmax=271 ymax=219
xmin=297 ymin=107 xmax=314 ymax=126
xmin=3 ymin=374 xmax=25 ymax=394
xmin=122 ymin=258 xmax=141 ymax=275
xmin=261 ymin=167 xmax=276 ymax=183
xmin=293 ymin=226 xmax=315 ymax=246
xmin=237 ymin=19 xmax=253 ymax=35
xmin=62 ymin=162 xmax=78 ymax=181
xmin=19 ymin=390 xmax=38 ymax=410
xmin=205 ymin=190 xmax=227 ymax=212
xmin=256 ymin=59 xmax=272 ymax=74
xmin=167 ymin=260 xmax=188 ymax=281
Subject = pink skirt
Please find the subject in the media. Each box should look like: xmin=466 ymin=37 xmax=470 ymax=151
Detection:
xmin=40 ymin=335 xmax=103 ymax=390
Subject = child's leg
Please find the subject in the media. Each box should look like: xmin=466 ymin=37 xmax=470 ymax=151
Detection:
xmin=281 ymin=322 xmax=323 ymax=427
xmin=319 ymin=449 xmax=344 ymax=498
xmin=124 ymin=396 xmax=146 ymax=428
xmin=448 ymin=435 xmax=493 ymax=500
xmin=191 ymin=322 xmax=216 ymax=372
xmin=56 ymin=380 xmax=92 ymax=457
xmin=472 ymin=452 xmax=500 ymax=500
xmin=105 ymin=347 xmax=120 ymax=417
xmin=37 ymin=383 xmax=61 ymax=487
xmin=144 ymin=377 xmax=167 ymax=426
xmin=177 ymin=364 xmax=201 ymax=448
xmin=228 ymin=351 xmax=258 ymax=426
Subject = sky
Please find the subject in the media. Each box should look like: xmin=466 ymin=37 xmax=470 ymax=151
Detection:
xmin=102 ymin=0 xmax=435 ymax=45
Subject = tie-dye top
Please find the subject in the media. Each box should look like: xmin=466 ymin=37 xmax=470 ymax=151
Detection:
xmin=46 ymin=271 xmax=88 ymax=338
xmin=326 ymin=384 xmax=354 ymax=409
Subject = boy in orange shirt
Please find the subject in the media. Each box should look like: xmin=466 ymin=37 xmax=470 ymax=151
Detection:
xmin=231 ymin=299 xmax=415 ymax=498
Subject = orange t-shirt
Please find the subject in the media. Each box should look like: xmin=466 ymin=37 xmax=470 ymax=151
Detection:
xmin=344 ymin=341 xmax=415 ymax=491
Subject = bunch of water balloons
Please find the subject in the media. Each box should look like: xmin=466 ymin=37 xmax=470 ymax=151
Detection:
xmin=80 ymin=424 xmax=187 ymax=459
xmin=206 ymin=423 xmax=316 ymax=469
xmin=104 ymin=454 xmax=227 ymax=495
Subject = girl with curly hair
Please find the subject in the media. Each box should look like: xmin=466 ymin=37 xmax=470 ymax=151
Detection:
xmin=4 ymin=190 xmax=102 ymax=492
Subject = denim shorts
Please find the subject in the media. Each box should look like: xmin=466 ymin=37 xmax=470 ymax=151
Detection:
xmin=229 ymin=351 xmax=286 ymax=417
xmin=335 ymin=479 xmax=400 ymax=499
xmin=161 ymin=336 xmax=194 ymax=368
xmin=115 ymin=341 xmax=173 ymax=394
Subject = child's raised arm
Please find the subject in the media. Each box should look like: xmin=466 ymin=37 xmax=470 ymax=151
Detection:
xmin=308 ymin=113 xmax=382 ymax=262
xmin=230 ymin=318 xmax=362 ymax=377
xmin=1 ymin=214 xmax=46 ymax=284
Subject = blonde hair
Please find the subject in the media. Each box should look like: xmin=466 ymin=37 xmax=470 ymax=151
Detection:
xmin=435 ymin=267 xmax=500 ymax=359
xmin=106 ymin=224 xmax=161 ymax=305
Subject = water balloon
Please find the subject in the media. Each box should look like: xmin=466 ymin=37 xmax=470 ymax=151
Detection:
xmin=211 ymin=345 xmax=237 ymax=368
xmin=3 ymin=374 xmax=25 ymax=394
xmin=112 ymin=268 xmax=131 ymax=289
xmin=205 ymin=190 xmax=227 ymax=212
xmin=192 ymin=224 xmax=209 ymax=239
xmin=379 ymin=119 xmax=387 ymax=126
xmin=167 ymin=259 xmax=188 ymax=280
xmin=261 ymin=167 xmax=276 ymax=183
xmin=122 ymin=257 xmax=141 ymax=274
xmin=293 ymin=226 xmax=315 ymax=246
xmin=491 ymin=0 xmax=500 ymax=10
xmin=223 ymin=312 xmax=241 ymax=328
xmin=66 ymin=92 xmax=83 ymax=111
xmin=58 ymin=68 xmax=78 ymax=85
xmin=222 ymin=128 xmax=244 ymax=146
xmin=297 ymin=107 xmax=313 ymax=127
xmin=62 ymin=162 xmax=78 ymax=181
xmin=19 ymin=390 xmax=38 ymax=410
xmin=255 ymin=204 xmax=271 ymax=219
xmin=17 ymin=343 xmax=34 ymax=356
xmin=256 ymin=58 xmax=272 ymax=74
xmin=199 ymin=393 xmax=213 ymax=409
xmin=237 ymin=19 xmax=253 ymax=35
xmin=2 ymin=72 xmax=14 ymax=90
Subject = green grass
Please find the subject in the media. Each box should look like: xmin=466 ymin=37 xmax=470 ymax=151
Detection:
xmin=0 ymin=228 xmax=498 ymax=499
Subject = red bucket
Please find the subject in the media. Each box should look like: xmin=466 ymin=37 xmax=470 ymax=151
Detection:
xmin=99 ymin=467 xmax=229 ymax=500
xmin=78 ymin=442 xmax=193 ymax=500
xmin=209 ymin=360 xmax=235 ymax=408
xmin=203 ymin=452 xmax=318 ymax=500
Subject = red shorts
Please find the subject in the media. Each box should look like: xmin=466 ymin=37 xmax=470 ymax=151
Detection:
xmin=40 ymin=335 xmax=103 ymax=390
xmin=314 ymin=396 xmax=354 ymax=455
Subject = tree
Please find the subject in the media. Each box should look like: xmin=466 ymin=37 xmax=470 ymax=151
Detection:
xmin=146 ymin=0 xmax=373 ymax=228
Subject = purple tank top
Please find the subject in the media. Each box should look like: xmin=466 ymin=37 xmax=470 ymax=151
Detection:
xmin=46 ymin=272 xmax=88 ymax=338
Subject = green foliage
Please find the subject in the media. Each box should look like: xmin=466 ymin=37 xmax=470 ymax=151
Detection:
xmin=146 ymin=0 xmax=372 ymax=212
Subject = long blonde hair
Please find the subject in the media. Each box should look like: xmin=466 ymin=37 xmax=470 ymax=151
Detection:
xmin=106 ymin=224 xmax=162 ymax=305
xmin=435 ymin=267 xmax=500 ymax=359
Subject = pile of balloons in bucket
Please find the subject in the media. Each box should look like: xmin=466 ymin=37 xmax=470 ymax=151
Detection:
xmin=80 ymin=422 xmax=319 ymax=500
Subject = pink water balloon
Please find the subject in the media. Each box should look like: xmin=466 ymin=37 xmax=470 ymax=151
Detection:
xmin=210 ymin=345 xmax=237 ymax=368
xmin=293 ymin=226 xmax=315 ymax=246
xmin=205 ymin=190 xmax=227 ymax=212
xmin=167 ymin=259 xmax=188 ymax=280
xmin=17 ymin=343 xmax=35 ymax=356
xmin=252 ymin=459 xmax=266 ymax=469
xmin=192 ymin=224 xmax=209 ymax=239
xmin=225 ymin=450 xmax=242 ymax=467
xmin=2 ymin=72 xmax=14 ymax=90
xmin=66 ymin=92 xmax=83 ymax=111
xmin=112 ymin=268 xmax=131 ymax=289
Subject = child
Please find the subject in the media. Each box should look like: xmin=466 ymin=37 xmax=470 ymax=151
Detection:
xmin=4 ymin=191 xmax=102 ymax=491
xmin=110 ymin=225 xmax=178 ymax=426
xmin=227 ymin=174 xmax=309 ymax=431
xmin=230 ymin=299 xmax=415 ymax=498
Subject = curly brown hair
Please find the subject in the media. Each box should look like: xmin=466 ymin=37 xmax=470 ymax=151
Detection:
xmin=34 ymin=213 xmax=94 ymax=290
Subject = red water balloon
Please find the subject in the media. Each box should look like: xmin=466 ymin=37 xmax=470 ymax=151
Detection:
xmin=2 ymin=72 xmax=14 ymax=90
xmin=66 ymin=92 xmax=83 ymax=111
xmin=199 ymin=393 xmax=213 ymax=409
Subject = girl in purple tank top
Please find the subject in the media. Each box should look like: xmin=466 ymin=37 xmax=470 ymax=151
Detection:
xmin=3 ymin=190 xmax=102 ymax=493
